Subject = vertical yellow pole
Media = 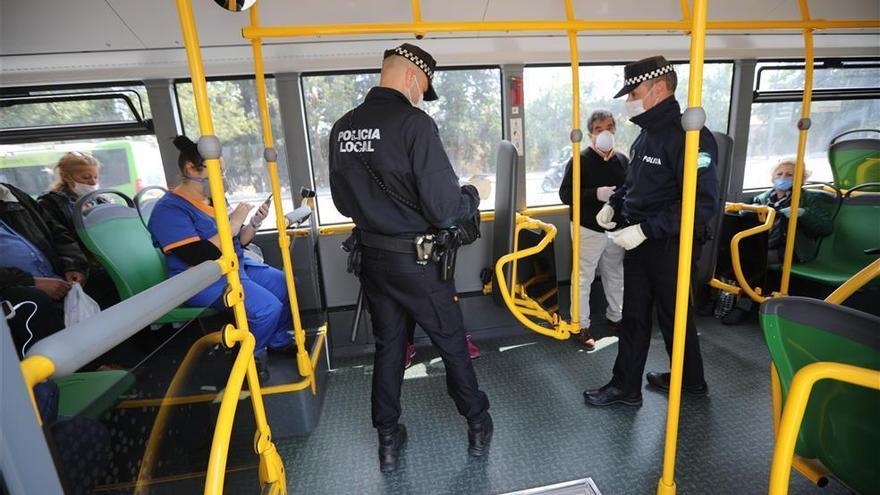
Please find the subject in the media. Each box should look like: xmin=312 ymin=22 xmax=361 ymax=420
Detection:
xmin=411 ymin=0 xmax=425 ymax=39
xmin=174 ymin=2 xmax=283 ymax=494
xmin=564 ymin=0 xmax=582 ymax=332
xmin=249 ymin=5 xmax=313 ymax=384
xmin=657 ymin=0 xmax=708 ymax=494
xmin=779 ymin=0 xmax=815 ymax=295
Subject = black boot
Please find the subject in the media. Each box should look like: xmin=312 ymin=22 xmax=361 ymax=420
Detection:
xmin=467 ymin=412 xmax=493 ymax=457
xmin=378 ymin=424 xmax=407 ymax=473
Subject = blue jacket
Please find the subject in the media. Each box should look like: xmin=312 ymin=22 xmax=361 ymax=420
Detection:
xmin=609 ymin=97 xmax=719 ymax=240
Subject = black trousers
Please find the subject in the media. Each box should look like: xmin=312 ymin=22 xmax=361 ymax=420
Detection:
xmin=0 ymin=285 xmax=64 ymax=359
xmin=611 ymin=237 xmax=706 ymax=394
xmin=360 ymin=246 xmax=489 ymax=431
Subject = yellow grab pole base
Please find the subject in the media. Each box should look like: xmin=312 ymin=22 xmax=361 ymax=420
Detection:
xmin=657 ymin=479 xmax=677 ymax=495
xmin=254 ymin=430 xmax=287 ymax=495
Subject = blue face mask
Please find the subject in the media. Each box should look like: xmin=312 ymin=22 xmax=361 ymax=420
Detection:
xmin=774 ymin=177 xmax=794 ymax=191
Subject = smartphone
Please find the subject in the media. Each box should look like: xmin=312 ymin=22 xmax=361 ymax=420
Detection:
xmin=261 ymin=194 xmax=273 ymax=209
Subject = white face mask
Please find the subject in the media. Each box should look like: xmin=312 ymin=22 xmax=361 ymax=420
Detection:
xmin=625 ymin=99 xmax=646 ymax=119
xmin=72 ymin=181 xmax=99 ymax=197
xmin=407 ymin=76 xmax=423 ymax=107
xmin=594 ymin=130 xmax=615 ymax=153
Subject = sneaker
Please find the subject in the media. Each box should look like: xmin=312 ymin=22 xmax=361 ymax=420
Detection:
xmin=465 ymin=334 xmax=481 ymax=359
xmin=404 ymin=343 xmax=416 ymax=369
xmin=578 ymin=328 xmax=596 ymax=350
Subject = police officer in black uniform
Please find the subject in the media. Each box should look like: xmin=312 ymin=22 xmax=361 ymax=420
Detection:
xmin=584 ymin=56 xmax=719 ymax=407
xmin=328 ymin=44 xmax=492 ymax=473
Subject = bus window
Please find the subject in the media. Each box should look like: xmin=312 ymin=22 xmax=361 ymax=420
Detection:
xmin=302 ymin=67 xmax=503 ymax=225
xmin=0 ymin=137 xmax=165 ymax=197
xmin=176 ymin=78 xmax=291 ymax=230
xmin=524 ymin=62 xmax=733 ymax=207
xmin=743 ymin=62 xmax=880 ymax=190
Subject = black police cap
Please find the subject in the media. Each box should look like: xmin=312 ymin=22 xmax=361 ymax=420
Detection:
xmin=614 ymin=55 xmax=675 ymax=98
xmin=383 ymin=43 xmax=439 ymax=101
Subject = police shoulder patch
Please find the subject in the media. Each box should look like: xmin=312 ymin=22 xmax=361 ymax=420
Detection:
xmin=697 ymin=151 xmax=712 ymax=169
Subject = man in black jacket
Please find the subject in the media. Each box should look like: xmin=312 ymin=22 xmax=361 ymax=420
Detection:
xmin=558 ymin=110 xmax=627 ymax=349
xmin=329 ymin=44 xmax=491 ymax=473
xmin=584 ymin=56 xmax=719 ymax=407
xmin=0 ymin=183 xmax=89 ymax=357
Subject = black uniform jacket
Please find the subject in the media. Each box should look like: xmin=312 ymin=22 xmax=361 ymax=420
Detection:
xmin=0 ymin=183 xmax=89 ymax=289
xmin=558 ymin=147 xmax=628 ymax=233
xmin=328 ymin=87 xmax=478 ymax=237
xmin=609 ymin=97 xmax=719 ymax=239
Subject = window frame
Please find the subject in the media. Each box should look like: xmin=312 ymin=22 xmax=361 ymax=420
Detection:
xmin=299 ymin=65 xmax=505 ymax=226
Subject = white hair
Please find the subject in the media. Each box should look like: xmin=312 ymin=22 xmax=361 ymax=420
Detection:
xmin=772 ymin=157 xmax=812 ymax=180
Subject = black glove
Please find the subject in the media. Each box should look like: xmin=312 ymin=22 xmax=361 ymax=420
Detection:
xmin=455 ymin=209 xmax=481 ymax=246
xmin=461 ymin=184 xmax=480 ymax=207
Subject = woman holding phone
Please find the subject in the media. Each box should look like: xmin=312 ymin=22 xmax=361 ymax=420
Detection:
xmin=147 ymin=136 xmax=293 ymax=378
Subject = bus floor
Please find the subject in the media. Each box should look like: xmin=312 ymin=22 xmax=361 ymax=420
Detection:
xmin=271 ymin=315 xmax=851 ymax=495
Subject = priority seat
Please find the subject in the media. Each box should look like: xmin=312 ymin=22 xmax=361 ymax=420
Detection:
xmin=760 ymin=297 xmax=880 ymax=493
xmin=73 ymin=189 xmax=217 ymax=325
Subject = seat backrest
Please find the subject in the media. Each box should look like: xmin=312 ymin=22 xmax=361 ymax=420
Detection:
xmin=492 ymin=140 xmax=523 ymax=306
xmin=133 ymin=185 xmax=169 ymax=225
xmin=760 ymin=297 xmax=880 ymax=494
xmin=73 ymin=190 xmax=169 ymax=300
xmin=828 ymin=132 xmax=880 ymax=191
xmin=828 ymin=194 xmax=880 ymax=261
xmin=694 ymin=131 xmax=734 ymax=286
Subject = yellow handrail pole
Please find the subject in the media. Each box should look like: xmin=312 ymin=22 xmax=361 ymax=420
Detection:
xmin=728 ymin=205 xmax=776 ymax=303
xmin=657 ymin=0 xmax=707 ymax=494
xmin=768 ymin=362 xmax=880 ymax=495
xmin=825 ymin=257 xmax=880 ymax=305
xmin=135 ymin=332 xmax=222 ymax=494
xmin=241 ymin=19 xmax=880 ymax=40
xmin=411 ymin=0 xmax=425 ymax=39
xmin=780 ymin=0 xmax=815 ymax=295
xmin=249 ymin=5 xmax=312 ymax=382
xmin=564 ymin=0 xmax=582 ymax=331
xmin=679 ymin=0 xmax=691 ymax=23
xmin=18 ymin=356 xmax=55 ymax=425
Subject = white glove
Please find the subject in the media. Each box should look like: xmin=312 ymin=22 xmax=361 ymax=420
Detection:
xmin=596 ymin=203 xmax=617 ymax=229
xmin=608 ymin=224 xmax=647 ymax=250
xmin=596 ymin=186 xmax=616 ymax=203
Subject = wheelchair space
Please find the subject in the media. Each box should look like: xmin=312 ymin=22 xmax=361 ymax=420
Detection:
xmin=272 ymin=316 xmax=852 ymax=495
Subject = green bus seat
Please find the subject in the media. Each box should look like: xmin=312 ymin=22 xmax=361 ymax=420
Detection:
xmin=73 ymin=190 xmax=217 ymax=325
xmin=55 ymin=370 xmax=135 ymax=419
xmin=788 ymin=193 xmax=880 ymax=287
xmin=760 ymin=297 xmax=880 ymax=494
xmin=828 ymin=129 xmax=880 ymax=191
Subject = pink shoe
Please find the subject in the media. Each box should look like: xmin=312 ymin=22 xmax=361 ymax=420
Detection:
xmin=404 ymin=343 xmax=416 ymax=368
xmin=465 ymin=334 xmax=481 ymax=359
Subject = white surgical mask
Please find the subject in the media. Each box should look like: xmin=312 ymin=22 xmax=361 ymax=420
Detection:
xmin=407 ymin=77 xmax=423 ymax=107
xmin=594 ymin=130 xmax=615 ymax=153
xmin=625 ymin=99 xmax=646 ymax=119
xmin=72 ymin=182 xmax=99 ymax=197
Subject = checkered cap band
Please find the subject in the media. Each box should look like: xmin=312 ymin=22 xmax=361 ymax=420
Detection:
xmin=624 ymin=64 xmax=673 ymax=86
xmin=393 ymin=47 xmax=433 ymax=79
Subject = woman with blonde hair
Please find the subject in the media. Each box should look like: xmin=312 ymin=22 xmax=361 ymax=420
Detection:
xmin=38 ymin=151 xmax=118 ymax=308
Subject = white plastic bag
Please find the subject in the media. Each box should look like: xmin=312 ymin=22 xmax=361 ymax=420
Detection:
xmin=64 ymin=282 xmax=101 ymax=327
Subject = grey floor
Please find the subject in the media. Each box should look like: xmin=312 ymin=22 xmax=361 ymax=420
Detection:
xmin=272 ymin=316 xmax=854 ymax=495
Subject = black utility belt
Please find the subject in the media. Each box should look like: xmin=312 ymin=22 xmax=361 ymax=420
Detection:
xmin=360 ymin=230 xmax=437 ymax=261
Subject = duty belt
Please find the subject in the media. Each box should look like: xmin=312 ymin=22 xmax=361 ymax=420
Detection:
xmin=359 ymin=230 xmax=438 ymax=264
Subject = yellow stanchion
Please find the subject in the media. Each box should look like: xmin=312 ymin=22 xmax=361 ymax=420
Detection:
xmin=249 ymin=5 xmax=313 ymax=384
xmin=564 ymin=0 xmax=582 ymax=334
xmin=779 ymin=0 xmax=815 ymax=296
xmin=768 ymin=362 xmax=880 ymax=495
xmin=174 ymin=1 xmax=284 ymax=494
xmin=657 ymin=0 xmax=708 ymax=493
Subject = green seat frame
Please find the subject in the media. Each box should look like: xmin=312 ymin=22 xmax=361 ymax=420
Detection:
xmin=760 ymin=296 xmax=880 ymax=493
xmin=73 ymin=189 xmax=217 ymax=325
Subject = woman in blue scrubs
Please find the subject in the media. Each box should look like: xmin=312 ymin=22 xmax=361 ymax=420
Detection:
xmin=148 ymin=136 xmax=294 ymax=368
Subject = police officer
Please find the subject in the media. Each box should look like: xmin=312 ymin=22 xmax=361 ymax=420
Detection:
xmin=328 ymin=43 xmax=491 ymax=473
xmin=584 ymin=56 xmax=719 ymax=407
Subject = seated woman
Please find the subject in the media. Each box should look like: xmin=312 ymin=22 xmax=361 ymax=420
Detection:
xmin=38 ymin=152 xmax=119 ymax=309
xmin=723 ymin=158 xmax=833 ymax=324
xmin=147 ymin=136 xmax=293 ymax=374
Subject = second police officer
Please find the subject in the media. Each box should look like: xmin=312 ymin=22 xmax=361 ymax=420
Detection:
xmin=328 ymin=44 xmax=492 ymax=473
xmin=585 ymin=56 xmax=719 ymax=407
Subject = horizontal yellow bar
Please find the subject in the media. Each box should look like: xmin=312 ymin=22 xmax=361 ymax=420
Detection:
xmin=243 ymin=18 xmax=877 ymax=39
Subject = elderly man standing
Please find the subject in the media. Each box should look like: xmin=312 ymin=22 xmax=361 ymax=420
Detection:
xmin=584 ymin=56 xmax=719 ymax=407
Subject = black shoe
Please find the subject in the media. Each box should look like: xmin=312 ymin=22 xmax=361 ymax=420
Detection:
xmin=645 ymin=372 xmax=708 ymax=396
xmin=268 ymin=341 xmax=296 ymax=354
xmin=583 ymin=385 xmax=642 ymax=407
xmin=467 ymin=413 xmax=493 ymax=457
xmin=378 ymin=424 xmax=408 ymax=473
xmin=722 ymin=307 xmax=751 ymax=326
xmin=606 ymin=319 xmax=623 ymax=334
xmin=255 ymin=355 xmax=271 ymax=383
